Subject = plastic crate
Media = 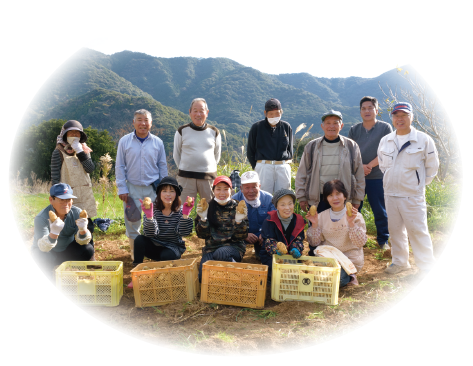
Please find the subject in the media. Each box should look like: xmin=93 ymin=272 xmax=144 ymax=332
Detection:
xmin=130 ymin=258 xmax=199 ymax=307
xmin=201 ymin=260 xmax=268 ymax=309
xmin=271 ymin=255 xmax=340 ymax=305
xmin=55 ymin=261 xmax=123 ymax=307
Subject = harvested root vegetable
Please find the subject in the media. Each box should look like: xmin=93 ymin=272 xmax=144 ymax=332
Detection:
xmin=143 ymin=197 xmax=152 ymax=209
xmin=142 ymin=266 xmax=150 ymax=271
xmin=346 ymin=202 xmax=353 ymax=216
xmin=186 ymin=196 xmax=193 ymax=206
xmin=236 ymin=200 xmax=246 ymax=214
xmin=79 ymin=210 xmax=88 ymax=219
xmin=309 ymin=205 xmax=316 ymax=216
xmin=199 ymin=198 xmax=208 ymax=211
xmin=276 ymin=242 xmax=288 ymax=254
xmin=49 ymin=210 xmax=57 ymax=222
xmin=276 ymin=259 xmax=284 ymax=264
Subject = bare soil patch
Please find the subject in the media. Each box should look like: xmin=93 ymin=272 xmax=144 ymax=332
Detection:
xmin=24 ymin=231 xmax=447 ymax=354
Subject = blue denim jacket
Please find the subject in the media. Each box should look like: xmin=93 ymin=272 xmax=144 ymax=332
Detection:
xmin=232 ymin=190 xmax=275 ymax=235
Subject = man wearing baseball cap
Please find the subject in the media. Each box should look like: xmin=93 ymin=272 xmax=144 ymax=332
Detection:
xmin=31 ymin=183 xmax=94 ymax=279
xmin=295 ymin=109 xmax=365 ymax=214
xmin=232 ymin=171 xmax=276 ymax=260
xmin=247 ymin=98 xmax=293 ymax=194
xmin=378 ymin=102 xmax=439 ymax=274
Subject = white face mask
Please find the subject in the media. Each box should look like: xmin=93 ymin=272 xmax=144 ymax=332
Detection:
xmin=267 ymin=116 xmax=281 ymax=125
xmin=214 ymin=197 xmax=231 ymax=205
xmin=67 ymin=136 xmax=79 ymax=144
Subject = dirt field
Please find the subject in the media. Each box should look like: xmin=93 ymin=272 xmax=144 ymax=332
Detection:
xmin=25 ymin=229 xmax=442 ymax=355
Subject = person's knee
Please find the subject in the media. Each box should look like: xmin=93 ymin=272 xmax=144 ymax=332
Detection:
xmin=212 ymin=248 xmax=227 ymax=261
xmin=161 ymin=248 xmax=179 ymax=261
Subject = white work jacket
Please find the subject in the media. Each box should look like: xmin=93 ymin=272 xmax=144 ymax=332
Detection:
xmin=378 ymin=127 xmax=439 ymax=197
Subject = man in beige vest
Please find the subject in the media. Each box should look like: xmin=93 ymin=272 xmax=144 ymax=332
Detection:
xmin=295 ymin=110 xmax=365 ymax=214
xmin=52 ymin=120 xmax=96 ymax=248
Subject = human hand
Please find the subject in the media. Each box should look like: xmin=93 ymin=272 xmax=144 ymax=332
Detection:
xmin=306 ymin=210 xmax=318 ymax=227
xmin=299 ymin=201 xmax=308 ymax=212
xmin=139 ymin=199 xmax=154 ymax=219
xmin=290 ymin=248 xmax=301 ymax=259
xmin=273 ymin=248 xmax=282 ymax=256
xmin=119 ymin=193 xmax=129 ymax=202
xmin=181 ymin=196 xmax=195 ymax=216
xmin=75 ymin=217 xmax=88 ymax=233
xmin=196 ymin=200 xmax=208 ymax=221
xmin=49 ymin=217 xmax=65 ymax=236
xmin=246 ymin=233 xmax=259 ymax=244
xmin=70 ymin=139 xmax=84 ymax=154
xmin=235 ymin=205 xmax=248 ymax=224
xmin=346 ymin=206 xmax=358 ymax=227
xmin=363 ymin=164 xmax=372 ymax=176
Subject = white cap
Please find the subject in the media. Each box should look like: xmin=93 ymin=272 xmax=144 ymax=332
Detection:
xmin=241 ymin=171 xmax=260 ymax=185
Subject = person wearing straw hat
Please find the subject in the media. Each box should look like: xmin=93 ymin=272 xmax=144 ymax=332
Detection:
xmin=378 ymin=102 xmax=439 ymax=275
xmin=247 ymin=98 xmax=293 ymax=194
xmin=232 ymin=170 xmax=275 ymax=261
xmin=31 ymin=183 xmax=93 ymax=278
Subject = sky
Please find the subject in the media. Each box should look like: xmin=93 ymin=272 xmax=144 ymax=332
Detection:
xmin=84 ymin=0 xmax=409 ymax=78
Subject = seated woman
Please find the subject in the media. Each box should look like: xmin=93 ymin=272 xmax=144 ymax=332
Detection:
xmin=132 ymin=176 xmax=194 ymax=267
xmin=260 ymin=189 xmax=306 ymax=281
xmin=195 ymin=176 xmax=248 ymax=281
xmin=306 ymin=179 xmax=367 ymax=287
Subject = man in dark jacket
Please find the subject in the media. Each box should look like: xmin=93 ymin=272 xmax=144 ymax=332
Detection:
xmin=247 ymin=98 xmax=293 ymax=194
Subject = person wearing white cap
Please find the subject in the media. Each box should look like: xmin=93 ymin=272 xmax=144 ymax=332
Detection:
xmin=232 ymin=171 xmax=276 ymax=260
xmin=378 ymin=102 xmax=439 ymax=274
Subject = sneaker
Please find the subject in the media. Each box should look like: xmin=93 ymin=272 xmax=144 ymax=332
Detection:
xmin=417 ymin=269 xmax=430 ymax=280
xmin=385 ymin=263 xmax=410 ymax=274
xmin=380 ymin=243 xmax=390 ymax=250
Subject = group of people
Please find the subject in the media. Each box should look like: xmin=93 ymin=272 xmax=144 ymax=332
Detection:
xmin=32 ymin=95 xmax=440 ymax=289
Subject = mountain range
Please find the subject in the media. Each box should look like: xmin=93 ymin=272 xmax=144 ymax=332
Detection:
xmin=22 ymin=48 xmax=435 ymax=154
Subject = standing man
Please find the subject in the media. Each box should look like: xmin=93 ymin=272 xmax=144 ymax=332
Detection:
xmin=116 ymin=109 xmax=168 ymax=261
xmin=173 ymin=98 xmax=221 ymax=202
xmin=295 ymin=110 xmax=365 ymax=214
xmin=348 ymin=96 xmax=393 ymax=250
xmin=232 ymin=171 xmax=276 ymax=260
xmin=378 ymin=102 xmax=439 ymax=274
xmin=247 ymin=98 xmax=293 ymax=194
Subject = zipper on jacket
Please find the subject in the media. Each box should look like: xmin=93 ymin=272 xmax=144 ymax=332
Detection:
xmin=416 ymin=170 xmax=420 ymax=185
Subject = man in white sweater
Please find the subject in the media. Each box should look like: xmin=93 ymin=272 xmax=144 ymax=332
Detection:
xmin=173 ymin=98 xmax=222 ymax=202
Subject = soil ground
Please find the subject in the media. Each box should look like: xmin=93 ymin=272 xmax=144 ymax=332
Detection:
xmin=23 ymin=229 xmax=448 ymax=355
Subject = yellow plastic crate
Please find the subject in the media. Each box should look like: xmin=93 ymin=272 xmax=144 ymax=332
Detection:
xmin=201 ymin=260 xmax=268 ymax=309
xmin=271 ymin=255 xmax=340 ymax=305
xmin=130 ymin=258 xmax=200 ymax=307
xmin=55 ymin=261 xmax=123 ymax=307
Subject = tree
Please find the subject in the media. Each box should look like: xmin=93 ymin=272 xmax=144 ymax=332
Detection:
xmin=12 ymin=119 xmax=117 ymax=182
xmin=378 ymin=69 xmax=458 ymax=181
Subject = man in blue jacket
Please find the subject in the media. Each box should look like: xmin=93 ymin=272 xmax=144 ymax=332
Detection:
xmin=232 ymin=171 xmax=275 ymax=261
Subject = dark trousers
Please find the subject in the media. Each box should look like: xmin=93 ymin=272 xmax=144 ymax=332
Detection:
xmin=199 ymin=246 xmax=242 ymax=281
xmin=31 ymin=240 xmax=95 ymax=281
xmin=307 ymin=249 xmax=351 ymax=287
xmin=359 ymin=179 xmax=389 ymax=246
xmin=87 ymin=218 xmax=95 ymax=247
xmin=133 ymin=235 xmax=180 ymax=265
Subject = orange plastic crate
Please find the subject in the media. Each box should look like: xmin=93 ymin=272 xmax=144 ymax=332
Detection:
xmin=130 ymin=258 xmax=199 ymax=307
xmin=201 ymin=260 xmax=268 ymax=309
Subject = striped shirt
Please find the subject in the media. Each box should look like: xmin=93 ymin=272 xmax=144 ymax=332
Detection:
xmin=142 ymin=209 xmax=193 ymax=257
xmin=51 ymin=149 xmax=95 ymax=185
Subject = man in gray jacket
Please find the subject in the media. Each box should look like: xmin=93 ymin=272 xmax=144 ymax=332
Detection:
xmin=295 ymin=110 xmax=365 ymax=213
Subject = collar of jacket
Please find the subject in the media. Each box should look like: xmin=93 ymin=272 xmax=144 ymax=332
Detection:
xmin=266 ymin=210 xmax=305 ymax=246
xmin=316 ymin=134 xmax=348 ymax=148
xmin=386 ymin=126 xmax=418 ymax=142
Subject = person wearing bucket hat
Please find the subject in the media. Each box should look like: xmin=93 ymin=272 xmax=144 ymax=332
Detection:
xmin=247 ymin=98 xmax=293 ymax=194
xmin=295 ymin=109 xmax=365 ymax=215
xmin=195 ymin=175 xmax=249 ymax=281
xmin=260 ymin=188 xmax=306 ymax=281
xmin=378 ymin=102 xmax=439 ymax=275
xmin=51 ymin=120 xmax=96 ymax=246
xmin=30 ymin=183 xmax=94 ymax=279
xmin=232 ymin=171 xmax=275 ymax=261
xmin=115 ymin=109 xmax=168 ymax=261
xmin=127 ymin=177 xmax=194 ymax=283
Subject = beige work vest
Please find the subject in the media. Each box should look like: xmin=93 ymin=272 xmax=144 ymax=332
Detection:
xmin=60 ymin=150 xmax=97 ymax=217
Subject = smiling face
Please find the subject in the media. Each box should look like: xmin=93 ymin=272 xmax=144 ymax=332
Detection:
xmin=159 ymin=185 xmax=176 ymax=207
xmin=392 ymin=111 xmax=413 ymax=135
xmin=49 ymin=196 xmax=73 ymax=218
xmin=326 ymin=189 xmax=346 ymax=212
xmin=189 ymin=100 xmax=209 ymax=127
xmin=321 ymin=115 xmax=344 ymax=140
xmin=241 ymin=182 xmax=260 ymax=201
xmin=133 ymin=113 xmax=152 ymax=138
xmin=360 ymin=101 xmax=378 ymax=124
xmin=276 ymin=195 xmax=294 ymax=219
xmin=213 ymin=182 xmax=231 ymax=201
